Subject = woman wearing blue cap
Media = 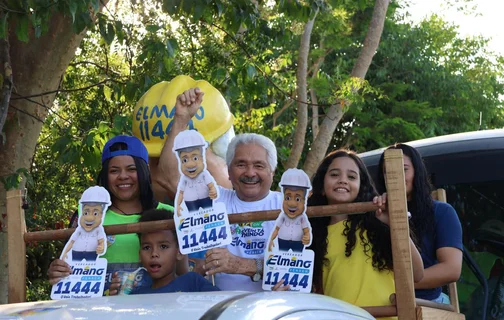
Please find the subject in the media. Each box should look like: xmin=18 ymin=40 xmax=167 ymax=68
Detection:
xmin=47 ymin=135 xmax=186 ymax=294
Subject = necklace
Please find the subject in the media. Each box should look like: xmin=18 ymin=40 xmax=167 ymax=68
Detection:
xmin=111 ymin=205 xmax=140 ymax=216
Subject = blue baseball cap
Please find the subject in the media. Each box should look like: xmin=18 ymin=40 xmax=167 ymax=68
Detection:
xmin=101 ymin=135 xmax=149 ymax=164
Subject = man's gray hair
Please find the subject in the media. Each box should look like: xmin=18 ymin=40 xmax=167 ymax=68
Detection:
xmin=226 ymin=133 xmax=277 ymax=171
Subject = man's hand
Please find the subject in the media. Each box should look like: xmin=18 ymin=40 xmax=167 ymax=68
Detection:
xmin=47 ymin=259 xmax=72 ymax=285
xmin=108 ymin=272 xmax=122 ymax=296
xmin=272 ymin=279 xmax=291 ymax=291
xmin=177 ymin=206 xmax=183 ymax=217
xmin=175 ymin=88 xmax=205 ymax=121
xmin=204 ymin=248 xmax=242 ymax=276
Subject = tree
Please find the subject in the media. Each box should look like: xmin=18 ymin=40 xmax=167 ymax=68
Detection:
xmin=0 ymin=0 xmax=109 ymax=303
xmin=343 ymin=15 xmax=504 ymax=151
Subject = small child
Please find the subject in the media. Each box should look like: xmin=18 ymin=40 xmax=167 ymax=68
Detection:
xmin=109 ymin=209 xmax=219 ymax=294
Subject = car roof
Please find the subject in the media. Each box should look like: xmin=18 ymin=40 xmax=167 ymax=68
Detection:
xmin=359 ymin=129 xmax=504 ymax=160
xmin=0 ymin=291 xmax=375 ymax=320
xmin=359 ymin=129 xmax=504 ymax=187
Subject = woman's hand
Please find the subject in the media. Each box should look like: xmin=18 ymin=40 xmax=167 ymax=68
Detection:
xmin=47 ymin=259 xmax=71 ymax=285
xmin=373 ymin=193 xmax=389 ymax=225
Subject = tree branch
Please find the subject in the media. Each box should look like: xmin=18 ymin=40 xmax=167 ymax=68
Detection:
xmin=273 ymin=100 xmax=294 ymax=127
xmin=308 ymin=48 xmax=332 ymax=76
xmin=10 ymin=78 xmax=124 ymax=100
xmin=69 ymin=60 xmax=122 ymax=77
xmin=204 ymin=19 xmax=331 ymax=108
xmin=303 ymin=0 xmax=390 ymax=177
xmin=0 ymin=38 xmax=13 ymax=139
xmin=285 ymin=9 xmax=318 ymax=169
xmin=310 ymin=40 xmax=325 ymax=141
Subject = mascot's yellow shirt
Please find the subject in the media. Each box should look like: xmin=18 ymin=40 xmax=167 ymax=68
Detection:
xmin=323 ymin=220 xmax=397 ymax=320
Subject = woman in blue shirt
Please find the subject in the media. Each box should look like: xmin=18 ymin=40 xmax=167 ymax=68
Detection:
xmin=376 ymin=143 xmax=463 ymax=303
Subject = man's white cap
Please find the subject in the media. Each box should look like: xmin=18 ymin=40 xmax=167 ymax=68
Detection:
xmin=173 ymin=130 xmax=208 ymax=151
xmin=79 ymin=186 xmax=112 ymax=206
xmin=279 ymin=168 xmax=311 ymax=190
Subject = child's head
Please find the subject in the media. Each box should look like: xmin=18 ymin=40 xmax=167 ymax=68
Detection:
xmin=308 ymin=150 xmax=392 ymax=293
xmin=309 ymin=150 xmax=377 ymax=206
xmin=137 ymin=209 xmax=182 ymax=282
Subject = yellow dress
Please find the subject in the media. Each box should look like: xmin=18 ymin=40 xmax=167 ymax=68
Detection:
xmin=323 ymin=220 xmax=397 ymax=320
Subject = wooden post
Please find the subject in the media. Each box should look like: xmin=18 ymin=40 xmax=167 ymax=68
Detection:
xmin=383 ymin=149 xmax=417 ymax=320
xmin=6 ymin=190 xmax=26 ymax=303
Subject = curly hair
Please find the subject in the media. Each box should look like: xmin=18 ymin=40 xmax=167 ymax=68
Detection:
xmin=375 ymin=143 xmax=434 ymax=249
xmin=308 ymin=150 xmax=393 ymax=293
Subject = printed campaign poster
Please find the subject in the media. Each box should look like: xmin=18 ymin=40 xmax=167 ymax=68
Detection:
xmin=263 ymin=169 xmax=314 ymax=293
xmin=172 ymin=130 xmax=231 ymax=255
xmin=51 ymin=186 xmax=111 ymax=299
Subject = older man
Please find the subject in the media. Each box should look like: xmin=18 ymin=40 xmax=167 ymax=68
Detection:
xmin=159 ymin=88 xmax=282 ymax=291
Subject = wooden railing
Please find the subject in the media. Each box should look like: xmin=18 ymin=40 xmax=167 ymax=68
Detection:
xmin=5 ymin=149 xmax=465 ymax=319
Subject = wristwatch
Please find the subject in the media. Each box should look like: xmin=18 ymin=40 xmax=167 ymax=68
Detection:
xmin=251 ymin=259 xmax=263 ymax=282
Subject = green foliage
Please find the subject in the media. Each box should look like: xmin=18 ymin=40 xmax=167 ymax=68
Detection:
xmin=0 ymin=168 xmax=33 ymax=191
xmin=332 ymin=14 xmax=504 ymax=152
xmin=5 ymin=0 xmax=98 ymax=42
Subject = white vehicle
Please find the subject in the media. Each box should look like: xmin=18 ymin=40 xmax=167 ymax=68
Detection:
xmin=0 ymin=291 xmax=374 ymax=320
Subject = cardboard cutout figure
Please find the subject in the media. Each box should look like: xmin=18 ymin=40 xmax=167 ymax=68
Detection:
xmin=263 ymin=169 xmax=314 ymax=292
xmin=51 ymin=186 xmax=111 ymax=299
xmin=173 ymin=130 xmax=231 ymax=255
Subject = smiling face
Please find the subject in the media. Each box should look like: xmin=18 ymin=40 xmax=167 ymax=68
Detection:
xmin=228 ymin=143 xmax=274 ymax=202
xmin=139 ymin=230 xmax=182 ymax=289
xmin=107 ymin=155 xmax=139 ymax=203
xmin=282 ymin=188 xmax=306 ymax=219
xmin=323 ymin=156 xmax=361 ymax=205
xmin=80 ymin=204 xmax=104 ymax=232
xmin=179 ymin=148 xmax=205 ymax=179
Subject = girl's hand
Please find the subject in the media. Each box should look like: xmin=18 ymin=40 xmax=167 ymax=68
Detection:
xmin=373 ymin=193 xmax=389 ymax=225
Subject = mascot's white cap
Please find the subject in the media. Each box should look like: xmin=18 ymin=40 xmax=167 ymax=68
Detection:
xmin=279 ymin=168 xmax=311 ymax=190
xmin=173 ymin=130 xmax=208 ymax=152
xmin=79 ymin=186 xmax=112 ymax=206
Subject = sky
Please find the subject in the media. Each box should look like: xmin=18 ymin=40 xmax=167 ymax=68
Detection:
xmin=399 ymin=0 xmax=504 ymax=55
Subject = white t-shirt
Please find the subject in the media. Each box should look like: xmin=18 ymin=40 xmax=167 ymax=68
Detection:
xmin=70 ymin=226 xmax=106 ymax=252
xmin=215 ymin=187 xmax=282 ymax=292
xmin=275 ymin=213 xmax=308 ymax=241
xmin=179 ymin=170 xmax=213 ymax=202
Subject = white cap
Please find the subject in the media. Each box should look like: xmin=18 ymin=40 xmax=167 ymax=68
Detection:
xmin=79 ymin=186 xmax=112 ymax=206
xmin=279 ymin=168 xmax=311 ymax=190
xmin=173 ymin=130 xmax=208 ymax=151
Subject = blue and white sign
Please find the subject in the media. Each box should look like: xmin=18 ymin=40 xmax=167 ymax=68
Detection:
xmin=175 ymin=203 xmax=231 ymax=254
xmin=263 ymin=169 xmax=314 ymax=292
xmin=173 ymin=130 xmax=231 ymax=255
xmin=263 ymin=251 xmax=314 ymax=292
xmin=51 ymin=259 xmax=108 ymax=299
xmin=51 ymin=186 xmax=111 ymax=299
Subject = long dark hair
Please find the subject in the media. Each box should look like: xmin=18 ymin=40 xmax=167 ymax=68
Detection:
xmin=308 ymin=150 xmax=393 ymax=293
xmin=97 ymin=142 xmax=157 ymax=212
xmin=376 ymin=143 xmax=434 ymax=249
